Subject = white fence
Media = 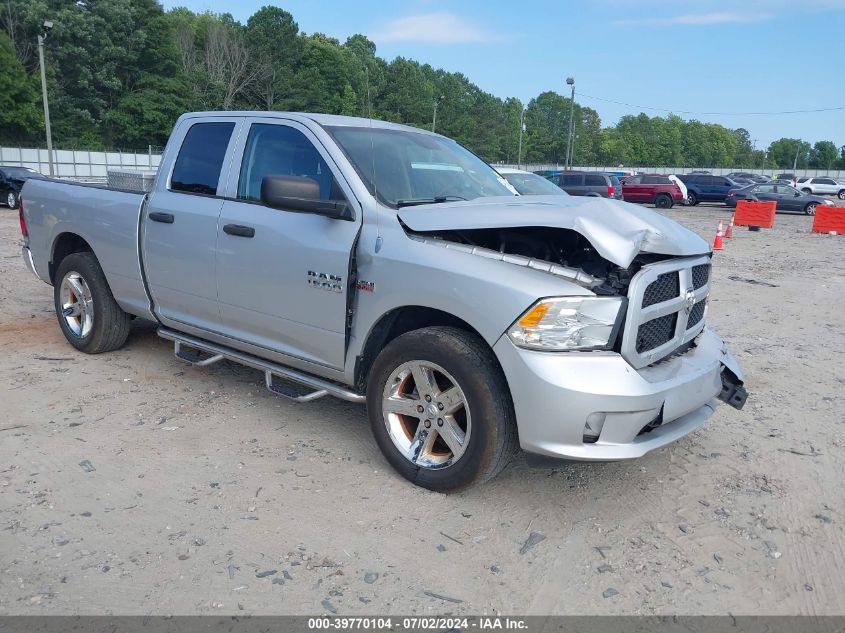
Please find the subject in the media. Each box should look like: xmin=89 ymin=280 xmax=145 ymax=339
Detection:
xmin=497 ymin=163 xmax=845 ymax=179
xmin=0 ymin=146 xmax=162 ymax=181
xmin=4 ymin=146 xmax=843 ymax=181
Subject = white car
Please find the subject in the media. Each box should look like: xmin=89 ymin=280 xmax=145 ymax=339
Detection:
xmin=496 ymin=167 xmax=569 ymax=196
xmin=796 ymin=176 xmax=845 ymax=199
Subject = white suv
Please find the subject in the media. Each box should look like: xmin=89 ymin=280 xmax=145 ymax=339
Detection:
xmin=796 ymin=177 xmax=845 ymax=199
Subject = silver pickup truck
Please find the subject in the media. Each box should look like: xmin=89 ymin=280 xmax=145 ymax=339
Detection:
xmin=19 ymin=111 xmax=747 ymax=491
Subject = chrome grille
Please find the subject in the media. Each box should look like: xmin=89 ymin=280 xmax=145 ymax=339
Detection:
xmin=636 ymin=314 xmax=677 ymax=353
xmin=692 ymin=264 xmax=710 ymax=289
xmin=687 ymin=299 xmax=706 ymax=328
xmin=642 ymin=272 xmax=680 ymax=307
xmin=620 ymin=255 xmax=711 ymax=369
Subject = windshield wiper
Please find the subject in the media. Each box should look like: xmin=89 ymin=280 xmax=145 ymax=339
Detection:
xmin=395 ymin=195 xmax=467 ymax=208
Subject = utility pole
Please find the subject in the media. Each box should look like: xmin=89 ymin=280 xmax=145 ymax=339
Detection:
xmin=517 ymin=107 xmax=525 ymax=170
xmin=564 ymin=77 xmax=575 ymax=170
xmin=792 ymin=145 xmax=800 ymax=172
xmin=37 ymin=21 xmax=55 ymax=177
xmin=431 ymin=95 xmax=444 ymax=133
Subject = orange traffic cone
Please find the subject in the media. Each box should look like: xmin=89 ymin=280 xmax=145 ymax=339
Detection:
xmin=725 ymin=215 xmax=734 ymax=238
xmin=713 ymin=221 xmax=724 ymax=250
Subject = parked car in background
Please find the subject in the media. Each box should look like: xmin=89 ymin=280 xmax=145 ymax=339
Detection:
xmin=497 ymin=167 xmax=569 ymax=196
xmin=668 ymin=174 xmax=688 ymax=201
xmin=1 ymin=166 xmax=45 ymax=209
xmin=678 ymin=174 xmax=741 ymax=205
xmin=725 ymin=182 xmax=834 ymax=215
xmin=726 ymin=172 xmax=769 ymax=184
xmin=621 ymin=174 xmax=684 ymax=208
xmin=547 ymin=171 xmax=623 ymax=200
xmin=795 ymin=176 xmax=845 ymax=199
xmin=776 ymin=174 xmax=797 ymax=187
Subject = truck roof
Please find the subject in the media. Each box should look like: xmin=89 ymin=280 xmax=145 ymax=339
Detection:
xmin=177 ymin=111 xmax=438 ymax=135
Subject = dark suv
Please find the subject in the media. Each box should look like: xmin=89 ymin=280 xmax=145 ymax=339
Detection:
xmin=548 ymin=171 xmax=623 ymax=200
xmin=678 ymin=174 xmax=741 ymax=205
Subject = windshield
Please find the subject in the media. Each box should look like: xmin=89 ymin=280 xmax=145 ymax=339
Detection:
xmin=503 ymin=172 xmax=568 ymax=196
xmin=3 ymin=167 xmax=42 ymax=179
xmin=326 ymin=126 xmax=514 ymax=207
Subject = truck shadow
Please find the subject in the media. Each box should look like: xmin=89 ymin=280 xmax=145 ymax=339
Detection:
xmin=122 ymin=319 xmax=704 ymax=505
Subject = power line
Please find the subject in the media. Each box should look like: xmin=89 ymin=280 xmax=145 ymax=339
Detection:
xmin=577 ymin=92 xmax=845 ymax=116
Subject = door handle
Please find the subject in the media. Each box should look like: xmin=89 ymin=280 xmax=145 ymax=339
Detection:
xmin=223 ymin=224 xmax=255 ymax=238
xmin=149 ymin=212 xmax=174 ymax=224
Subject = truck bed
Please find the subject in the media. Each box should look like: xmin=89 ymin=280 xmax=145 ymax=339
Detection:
xmin=22 ymin=178 xmax=154 ymax=320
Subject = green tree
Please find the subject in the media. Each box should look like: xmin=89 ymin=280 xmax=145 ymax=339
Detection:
xmin=767 ymin=138 xmax=811 ymax=169
xmin=0 ymin=30 xmax=40 ymax=143
xmin=245 ymin=6 xmax=300 ymax=110
xmin=809 ymin=141 xmax=838 ymax=169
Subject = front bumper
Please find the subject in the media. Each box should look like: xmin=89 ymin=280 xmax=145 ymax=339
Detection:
xmin=494 ymin=327 xmax=744 ymax=460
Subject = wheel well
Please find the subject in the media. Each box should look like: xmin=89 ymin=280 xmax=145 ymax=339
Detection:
xmin=354 ymin=306 xmax=489 ymax=393
xmin=50 ymin=233 xmax=93 ymax=283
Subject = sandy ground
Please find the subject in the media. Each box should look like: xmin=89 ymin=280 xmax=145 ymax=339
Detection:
xmin=1 ymin=201 xmax=844 ymax=616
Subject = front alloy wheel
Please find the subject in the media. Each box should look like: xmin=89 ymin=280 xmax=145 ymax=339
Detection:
xmin=382 ymin=360 xmax=471 ymax=469
xmin=366 ymin=326 xmax=518 ymax=491
xmin=7 ymin=192 xmax=18 ymax=209
xmin=805 ymin=203 xmax=817 ymax=216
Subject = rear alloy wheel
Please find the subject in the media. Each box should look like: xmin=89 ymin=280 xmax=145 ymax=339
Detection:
xmin=54 ymin=252 xmax=131 ymax=353
xmin=654 ymin=193 xmax=673 ymax=209
xmin=804 ymin=203 xmax=817 ymax=216
xmin=687 ymin=192 xmax=698 ymax=206
xmin=367 ymin=326 xmax=518 ymax=492
xmin=6 ymin=191 xmax=18 ymax=209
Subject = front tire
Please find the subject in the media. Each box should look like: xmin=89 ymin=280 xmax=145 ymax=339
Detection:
xmin=838 ymin=189 xmax=845 ymax=200
xmin=687 ymin=192 xmax=698 ymax=206
xmin=802 ymin=188 xmax=812 ymax=195
xmin=804 ymin=203 xmax=817 ymax=216
xmin=366 ymin=326 xmax=518 ymax=492
xmin=654 ymin=193 xmax=672 ymax=209
xmin=6 ymin=191 xmax=18 ymax=209
xmin=54 ymin=252 xmax=131 ymax=353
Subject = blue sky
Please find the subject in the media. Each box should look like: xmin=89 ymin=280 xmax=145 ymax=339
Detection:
xmin=161 ymin=0 xmax=845 ymax=148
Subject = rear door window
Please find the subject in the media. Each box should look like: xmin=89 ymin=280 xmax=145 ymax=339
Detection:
xmin=584 ymin=174 xmax=605 ymax=186
xmin=171 ymin=122 xmax=236 ymax=195
xmin=561 ymin=175 xmax=582 ymax=186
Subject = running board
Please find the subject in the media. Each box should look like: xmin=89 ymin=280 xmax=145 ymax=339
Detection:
xmin=158 ymin=328 xmax=365 ymax=404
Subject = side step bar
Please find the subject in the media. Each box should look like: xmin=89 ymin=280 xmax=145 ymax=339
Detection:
xmin=158 ymin=328 xmax=365 ymax=404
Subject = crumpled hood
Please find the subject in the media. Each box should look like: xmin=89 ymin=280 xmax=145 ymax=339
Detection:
xmin=398 ymin=195 xmax=710 ymax=268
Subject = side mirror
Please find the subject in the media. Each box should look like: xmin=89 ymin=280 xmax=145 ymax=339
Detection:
xmin=260 ymin=175 xmax=353 ymax=221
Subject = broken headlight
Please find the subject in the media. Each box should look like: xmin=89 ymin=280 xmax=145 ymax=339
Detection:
xmin=508 ymin=297 xmax=624 ymax=351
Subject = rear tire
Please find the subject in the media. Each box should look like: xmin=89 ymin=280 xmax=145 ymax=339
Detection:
xmin=366 ymin=326 xmax=518 ymax=492
xmin=804 ymin=203 xmax=817 ymax=216
xmin=802 ymin=188 xmax=812 ymax=195
xmin=6 ymin=191 xmax=18 ymax=209
xmin=687 ymin=192 xmax=698 ymax=206
xmin=838 ymin=190 xmax=845 ymax=200
xmin=654 ymin=193 xmax=672 ymax=209
xmin=54 ymin=252 xmax=131 ymax=354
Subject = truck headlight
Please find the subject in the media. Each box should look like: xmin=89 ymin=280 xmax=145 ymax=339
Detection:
xmin=508 ymin=297 xmax=624 ymax=351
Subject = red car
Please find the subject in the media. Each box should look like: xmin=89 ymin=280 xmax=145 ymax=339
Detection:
xmin=621 ymin=174 xmax=684 ymax=208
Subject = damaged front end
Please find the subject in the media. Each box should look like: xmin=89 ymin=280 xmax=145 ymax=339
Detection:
xmin=406 ymin=225 xmax=672 ymax=297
